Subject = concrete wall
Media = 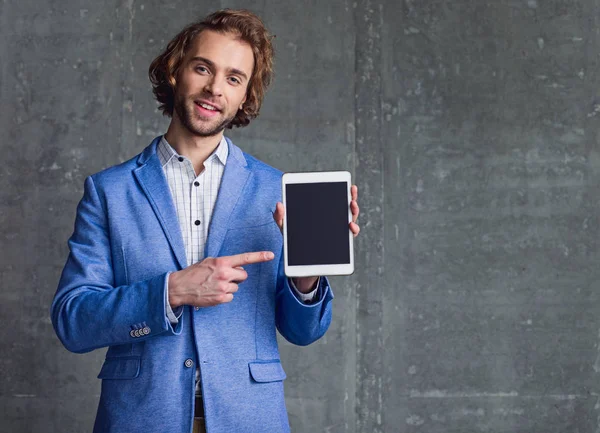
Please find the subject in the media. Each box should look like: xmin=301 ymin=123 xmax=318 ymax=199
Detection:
xmin=2 ymin=0 xmax=600 ymax=432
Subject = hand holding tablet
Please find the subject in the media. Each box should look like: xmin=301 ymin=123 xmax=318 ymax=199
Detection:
xmin=281 ymin=171 xmax=357 ymax=277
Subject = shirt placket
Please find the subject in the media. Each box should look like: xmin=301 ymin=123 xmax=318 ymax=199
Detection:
xmin=190 ymin=162 xmax=206 ymax=266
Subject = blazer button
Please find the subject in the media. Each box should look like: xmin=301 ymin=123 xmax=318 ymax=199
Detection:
xmin=143 ymin=326 xmax=151 ymax=335
xmin=133 ymin=329 xmax=140 ymax=337
xmin=184 ymin=359 xmax=194 ymax=368
xmin=130 ymin=330 xmax=136 ymax=338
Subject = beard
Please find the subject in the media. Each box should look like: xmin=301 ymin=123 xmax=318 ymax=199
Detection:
xmin=173 ymin=94 xmax=236 ymax=137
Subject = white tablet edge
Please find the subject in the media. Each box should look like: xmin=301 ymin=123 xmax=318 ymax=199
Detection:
xmin=282 ymin=171 xmax=354 ymax=277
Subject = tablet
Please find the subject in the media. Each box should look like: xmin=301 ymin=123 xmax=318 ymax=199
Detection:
xmin=282 ymin=171 xmax=354 ymax=277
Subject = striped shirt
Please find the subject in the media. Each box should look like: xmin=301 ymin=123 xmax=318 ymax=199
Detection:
xmin=157 ymin=135 xmax=228 ymax=267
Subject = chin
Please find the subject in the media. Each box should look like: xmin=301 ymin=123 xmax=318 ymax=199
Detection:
xmin=190 ymin=123 xmax=225 ymax=138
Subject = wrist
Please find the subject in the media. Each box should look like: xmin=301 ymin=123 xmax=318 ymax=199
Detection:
xmin=167 ymin=271 xmax=184 ymax=308
xmin=292 ymin=276 xmax=319 ymax=294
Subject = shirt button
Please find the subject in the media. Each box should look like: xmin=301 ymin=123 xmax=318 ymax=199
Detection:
xmin=194 ymin=306 xmax=200 ymax=311
xmin=194 ymin=181 xmax=200 ymax=187
xmin=184 ymin=359 xmax=194 ymax=368
xmin=194 ymin=220 xmax=201 ymax=226
xmin=178 ymin=156 xmax=184 ymax=162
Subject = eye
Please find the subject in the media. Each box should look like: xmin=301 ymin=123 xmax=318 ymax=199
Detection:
xmin=228 ymin=76 xmax=241 ymax=85
xmin=195 ymin=66 xmax=209 ymax=74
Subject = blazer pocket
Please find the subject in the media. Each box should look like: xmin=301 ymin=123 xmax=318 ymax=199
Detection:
xmin=248 ymin=360 xmax=287 ymax=383
xmin=228 ymin=212 xmax=275 ymax=230
xmin=97 ymin=356 xmax=141 ymax=380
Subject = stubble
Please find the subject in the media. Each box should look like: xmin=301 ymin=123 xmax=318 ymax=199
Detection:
xmin=174 ymin=94 xmax=236 ymax=138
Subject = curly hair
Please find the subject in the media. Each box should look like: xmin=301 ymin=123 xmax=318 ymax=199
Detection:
xmin=148 ymin=9 xmax=274 ymax=128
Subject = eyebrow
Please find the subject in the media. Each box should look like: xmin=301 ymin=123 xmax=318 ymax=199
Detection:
xmin=189 ymin=56 xmax=249 ymax=81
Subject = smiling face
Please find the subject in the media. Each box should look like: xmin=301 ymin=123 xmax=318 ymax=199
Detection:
xmin=172 ymin=30 xmax=255 ymax=138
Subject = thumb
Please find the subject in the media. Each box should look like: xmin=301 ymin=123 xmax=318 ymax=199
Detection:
xmin=273 ymin=202 xmax=285 ymax=232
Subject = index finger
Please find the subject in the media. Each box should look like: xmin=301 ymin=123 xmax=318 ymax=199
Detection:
xmin=351 ymin=185 xmax=358 ymax=201
xmin=222 ymin=251 xmax=275 ymax=267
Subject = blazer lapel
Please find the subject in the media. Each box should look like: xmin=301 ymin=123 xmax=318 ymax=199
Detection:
xmin=205 ymin=138 xmax=252 ymax=258
xmin=133 ymin=137 xmax=187 ymax=270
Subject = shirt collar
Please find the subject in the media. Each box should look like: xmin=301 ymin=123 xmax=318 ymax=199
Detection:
xmin=157 ymin=135 xmax=229 ymax=168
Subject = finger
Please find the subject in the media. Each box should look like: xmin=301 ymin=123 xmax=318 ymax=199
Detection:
xmin=220 ymin=293 xmax=234 ymax=303
xmin=224 ymin=251 xmax=275 ymax=268
xmin=226 ymin=282 xmax=239 ymax=294
xmin=273 ymin=202 xmax=285 ymax=218
xmin=229 ymin=267 xmax=248 ymax=283
xmin=351 ymin=200 xmax=360 ymax=222
xmin=351 ymin=185 xmax=358 ymax=201
xmin=272 ymin=202 xmax=285 ymax=234
xmin=349 ymin=222 xmax=360 ymax=237
xmin=216 ymin=283 xmax=239 ymax=304
xmin=273 ymin=202 xmax=285 ymax=229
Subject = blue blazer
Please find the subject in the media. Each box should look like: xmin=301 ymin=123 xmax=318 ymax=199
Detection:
xmin=51 ymin=136 xmax=334 ymax=433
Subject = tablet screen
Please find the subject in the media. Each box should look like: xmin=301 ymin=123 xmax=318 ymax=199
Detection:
xmin=286 ymin=182 xmax=350 ymax=265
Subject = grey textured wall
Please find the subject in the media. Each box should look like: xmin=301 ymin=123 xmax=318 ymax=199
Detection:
xmin=2 ymin=0 xmax=600 ymax=432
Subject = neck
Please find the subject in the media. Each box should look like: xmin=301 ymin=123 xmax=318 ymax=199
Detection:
xmin=164 ymin=117 xmax=223 ymax=174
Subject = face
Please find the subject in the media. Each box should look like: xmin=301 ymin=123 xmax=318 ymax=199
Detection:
xmin=172 ymin=30 xmax=254 ymax=137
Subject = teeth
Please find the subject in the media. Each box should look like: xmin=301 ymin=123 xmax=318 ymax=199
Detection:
xmin=199 ymin=103 xmax=217 ymax=111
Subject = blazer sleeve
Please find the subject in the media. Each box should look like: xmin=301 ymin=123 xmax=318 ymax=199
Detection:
xmin=51 ymin=175 xmax=183 ymax=354
xmin=274 ymin=249 xmax=334 ymax=346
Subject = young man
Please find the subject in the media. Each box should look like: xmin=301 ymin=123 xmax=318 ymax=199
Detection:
xmin=51 ymin=9 xmax=360 ymax=433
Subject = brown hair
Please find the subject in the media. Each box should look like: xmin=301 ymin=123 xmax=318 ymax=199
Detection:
xmin=148 ymin=9 xmax=274 ymax=128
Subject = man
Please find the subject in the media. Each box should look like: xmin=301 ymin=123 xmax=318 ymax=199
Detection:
xmin=51 ymin=9 xmax=360 ymax=433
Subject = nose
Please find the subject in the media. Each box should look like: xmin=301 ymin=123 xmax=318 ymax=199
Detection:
xmin=204 ymin=74 xmax=223 ymax=96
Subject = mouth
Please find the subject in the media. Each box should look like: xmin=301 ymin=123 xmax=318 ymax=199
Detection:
xmin=194 ymin=100 xmax=221 ymax=118
xmin=194 ymin=100 xmax=221 ymax=112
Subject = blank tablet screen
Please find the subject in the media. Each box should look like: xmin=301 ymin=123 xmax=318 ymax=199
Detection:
xmin=286 ymin=182 xmax=350 ymax=265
